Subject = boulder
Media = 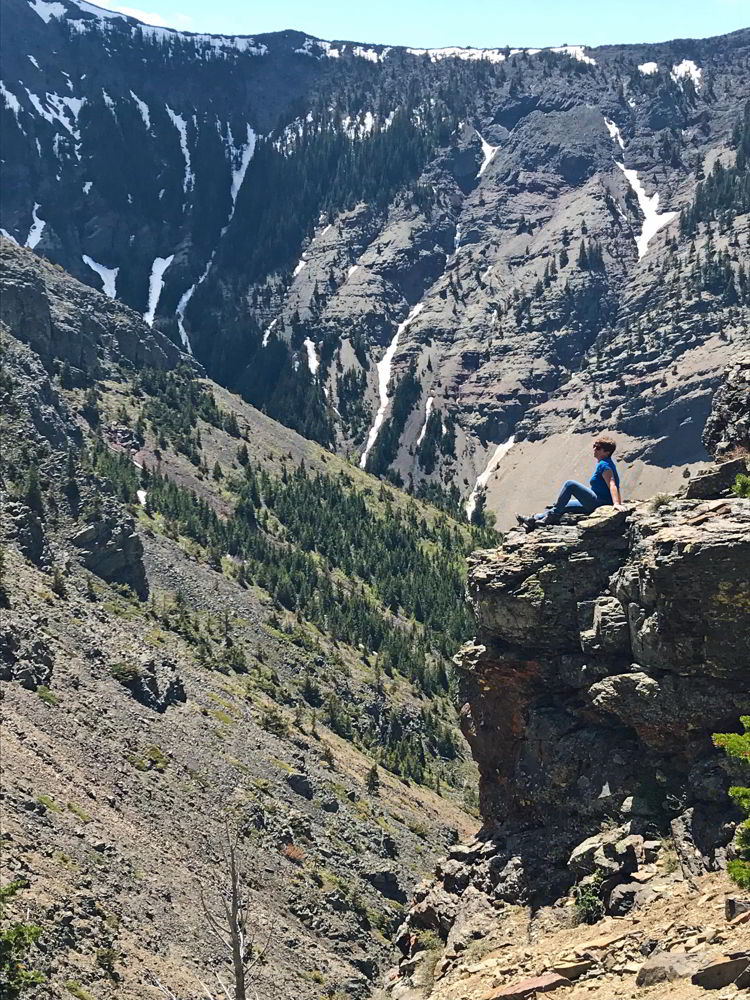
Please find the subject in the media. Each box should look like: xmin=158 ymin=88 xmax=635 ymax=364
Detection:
xmin=286 ymin=772 xmax=314 ymax=800
xmin=635 ymin=950 xmax=710 ymax=986
xmin=71 ymin=510 xmax=148 ymax=599
xmin=725 ymin=898 xmax=750 ymax=921
xmin=690 ymin=953 xmax=750 ymax=989
xmin=116 ymin=656 xmax=186 ymax=713
xmin=481 ymin=973 xmax=571 ymax=998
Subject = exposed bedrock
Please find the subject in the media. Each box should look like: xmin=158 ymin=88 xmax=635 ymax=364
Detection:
xmin=391 ymin=483 xmax=750 ymax=968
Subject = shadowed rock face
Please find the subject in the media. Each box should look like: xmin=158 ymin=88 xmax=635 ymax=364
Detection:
xmin=458 ymin=501 xmax=750 ymax=842
xmin=703 ymin=355 xmax=750 ymax=460
xmin=0 ymin=241 xmax=188 ymax=379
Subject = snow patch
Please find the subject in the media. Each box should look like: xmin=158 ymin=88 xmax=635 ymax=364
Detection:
xmin=476 ymin=129 xmax=499 ymax=177
xmin=616 ymin=162 xmax=678 ymax=258
xmin=360 ymin=302 xmax=424 ymax=469
xmin=638 ymin=61 xmax=658 ymax=75
xmin=261 ymin=317 xmax=278 ymax=347
xmin=0 ymin=82 xmax=21 ymax=117
xmin=227 ymin=123 xmax=257 ymax=205
xmin=604 ymin=117 xmax=625 ymax=149
xmin=347 ymin=264 xmax=360 ymax=278
xmin=352 ymin=46 xmax=381 ymax=63
xmin=83 ymin=180 xmax=92 ymax=194
xmin=671 ymin=59 xmax=702 ymax=89
xmin=25 ymin=202 xmax=45 ymax=249
xmin=129 ymin=90 xmax=150 ymax=129
xmin=144 ymin=254 xmax=174 ymax=326
xmin=550 ymin=45 xmax=596 ymax=66
xmin=136 ymin=489 xmax=147 ymax=507
xmin=466 ymin=435 xmax=516 ymax=521
xmin=166 ymin=105 xmax=193 ymax=192
xmin=454 ymin=224 xmax=462 ymax=251
xmin=303 ymin=337 xmax=319 ymax=375
xmin=293 ymin=258 xmax=307 ymax=277
xmin=25 ymin=89 xmax=84 ymax=139
xmin=27 ymin=55 xmax=40 ymax=69
xmin=82 ymin=254 xmax=118 ymax=297
xmin=406 ymin=46 xmax=506 ymax=63
xmin=28 ymin=0 xmax=66 ymax=22
xmin=416 ymin=396 xmax=434 ymax=447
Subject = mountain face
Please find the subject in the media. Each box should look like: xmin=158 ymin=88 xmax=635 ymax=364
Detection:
xmin=1 ymin=237 xmax=488 ymax=1000
xmin=2 ymin=0 xmax=750 ymax=524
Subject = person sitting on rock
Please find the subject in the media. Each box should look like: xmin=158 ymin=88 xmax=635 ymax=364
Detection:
xmin=517 ymin=436 xmax=624 ymax=530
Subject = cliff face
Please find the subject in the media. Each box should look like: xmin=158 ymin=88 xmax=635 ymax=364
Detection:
xmin=459 ymin=499 xmax=749 ymax=871
xmin=703 ymin=355 xmax=750 ymax=460
xmin=385 ymin=449 xmax=750 ymax=997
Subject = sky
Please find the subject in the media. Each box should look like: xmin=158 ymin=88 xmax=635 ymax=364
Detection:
xmin=106 ymin=0 xmax=750 ymax=48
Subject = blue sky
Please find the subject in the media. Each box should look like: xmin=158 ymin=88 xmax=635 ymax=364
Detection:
xmin=106 ymin=0 xmax=750 ymax=47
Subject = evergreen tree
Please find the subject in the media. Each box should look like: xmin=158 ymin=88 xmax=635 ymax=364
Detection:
xmin=713 ymin=717 xmax=750 ymax=889
xmin=366 ymin=764 xmax=380 ymax=795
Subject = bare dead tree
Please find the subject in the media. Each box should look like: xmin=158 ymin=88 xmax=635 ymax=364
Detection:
xmin=198 ymin=821 xmax=272 ymax=1000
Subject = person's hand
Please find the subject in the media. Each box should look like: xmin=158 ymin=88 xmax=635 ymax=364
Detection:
xmin=614 ymin=503 xmax=626 ymax=511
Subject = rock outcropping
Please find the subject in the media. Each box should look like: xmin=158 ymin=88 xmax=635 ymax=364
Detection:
xmin=388 ymin=464 xmax=750 ymax=995
xmin=703 ymin=355 xmax=750 ymax=460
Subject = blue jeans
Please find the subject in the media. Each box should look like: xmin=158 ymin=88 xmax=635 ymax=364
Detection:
xmin=534 ymin=480 xmax=602 ymax=521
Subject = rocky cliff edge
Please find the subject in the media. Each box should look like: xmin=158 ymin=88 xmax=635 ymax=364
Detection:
xmin=384 ymin=452 xmax=750 ymax=998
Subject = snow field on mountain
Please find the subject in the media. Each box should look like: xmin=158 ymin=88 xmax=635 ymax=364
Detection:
xmin=166 ymin=105 xmax=193 ymax=193
xmin=303 ymin=338 xmax=320 ymax=375
xmin=129 ymin=90 xmax=150 ymax=129
xmin=604 ymin=118 xmax=625 ymax=149
xmin=476 ymin=130 xmax=500 ymax=177
xmin=82 ymin=254 xmax=118 ymax=297
xmin=638 ymin=61 xmax=658 ymax=75
xmin=416 ymin=396 xmax=434 ymax=447
xmin=1 ymin=82 xmax=21 ymax=116
xmin=262 ymin=318 xmax=279 ymax=347
xmin=227 ymin=124 xmax=257 ymax=205
xmin=466 ymin=436 xmax=516 ymax=521
xmin=360 ymin=303 xmax=425 ymax=469
xmin=616 ymin=163 xmax=678 ymax=258
xmin=144 ymin=255 xmax=174 ymax=326
xmin=25 ymin=203 xmax=45 ymax=249
xmin=671 ymin=59 xmax=702 ymax=89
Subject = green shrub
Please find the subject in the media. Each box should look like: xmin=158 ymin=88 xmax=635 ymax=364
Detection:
xmin=0 ymin=880 xmax=45 ymax=998
xmin=65 ymin=982 xmax=92 ymax=1000
xmin=732 ymin=473 xmax=750 ymax=499
xmin=713 ymin=717 xmax=750 ymax=889
xmin=110 ymin=662 xmax=141 ymax=686
xmin=574 ymin=872 xmax=606 ymax=924
xmin=36 ymin=686 xmax=59 ymax=707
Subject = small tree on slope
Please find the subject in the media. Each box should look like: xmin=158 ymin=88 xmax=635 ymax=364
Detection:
xmin=713 ymin=716 xmax=750 ymax=890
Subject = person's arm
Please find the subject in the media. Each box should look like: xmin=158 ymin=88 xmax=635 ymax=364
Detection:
xmin=602 ymin=468 xmax=624 ymax=508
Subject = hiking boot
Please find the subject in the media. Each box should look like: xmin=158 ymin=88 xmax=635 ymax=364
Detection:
xmin=516 ymin=514 xmax=537 ymax=532
xmin=539 ymin=510 xmax=562 ymax=526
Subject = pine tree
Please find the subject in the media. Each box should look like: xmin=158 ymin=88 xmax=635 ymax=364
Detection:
xmin=22 ymin=468 xmax=43 ymax=516
xmin=713 ymin=718 xmax=750 ymax=889
xmin=366 ymin=764 xmax=380 ymax=795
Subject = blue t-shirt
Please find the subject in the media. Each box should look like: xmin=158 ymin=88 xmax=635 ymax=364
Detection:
xmin=590 ymin=457 xmax=620 ymax=505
